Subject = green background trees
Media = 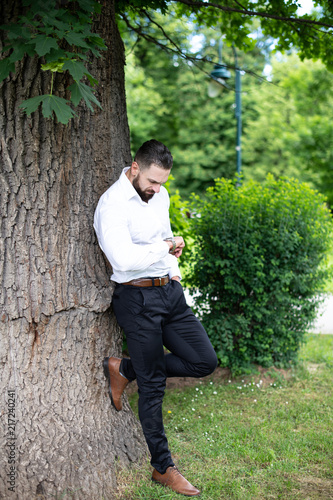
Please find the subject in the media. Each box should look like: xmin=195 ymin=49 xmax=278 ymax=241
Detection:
xmin=124 ymin=14 xmax=333 ymax=205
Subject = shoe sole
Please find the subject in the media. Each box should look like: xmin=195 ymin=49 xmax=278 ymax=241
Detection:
xmin=103 ymin=357 xmax=119 ymax=411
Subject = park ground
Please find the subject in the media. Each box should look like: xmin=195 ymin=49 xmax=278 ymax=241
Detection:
xmin=116 ymin=333 xmax=333 ymax=499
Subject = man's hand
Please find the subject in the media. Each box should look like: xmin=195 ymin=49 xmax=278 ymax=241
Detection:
xmin=165 ymin=236 xmax=185 ymax=258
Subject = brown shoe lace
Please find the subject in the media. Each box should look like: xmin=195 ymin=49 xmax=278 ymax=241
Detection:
xmin=168 ymin=466 xmax=183 ymax=479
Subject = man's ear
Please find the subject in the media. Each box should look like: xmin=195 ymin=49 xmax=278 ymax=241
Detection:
xmin=131 ymin=161 xmax=140 ymax=177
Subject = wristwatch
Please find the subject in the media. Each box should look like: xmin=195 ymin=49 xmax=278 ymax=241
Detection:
xmin=164 ymin=237 xmax=176 ymax=253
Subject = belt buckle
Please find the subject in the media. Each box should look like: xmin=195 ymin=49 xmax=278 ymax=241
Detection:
xmin=159 ymin=277 xmax=162 ymax=286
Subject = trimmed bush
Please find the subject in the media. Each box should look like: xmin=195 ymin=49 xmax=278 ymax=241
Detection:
xmin=167 ymin=175 xmax=195 ymax=280
xmin=188 ymin=175 xmax=333 ymax=372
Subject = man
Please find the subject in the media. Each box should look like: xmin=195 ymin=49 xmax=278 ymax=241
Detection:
xmin=94 ymin=140 xmax=217 ymax=497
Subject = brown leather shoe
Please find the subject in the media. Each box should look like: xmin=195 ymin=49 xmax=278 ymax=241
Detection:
xmin=152 ymin=466 xmax=200 ymax=497
xmin=103 ymin=357 xmax=129 ymax=411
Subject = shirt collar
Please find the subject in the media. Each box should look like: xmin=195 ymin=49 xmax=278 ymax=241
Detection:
xmin=119 ymin=167 xmax=140 ymax=201
xmin=119 ymin=166 xmax=158 ymax=206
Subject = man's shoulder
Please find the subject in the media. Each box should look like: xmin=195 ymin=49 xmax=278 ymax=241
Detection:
xmin=98 ymin=176 xmax=126 ymax=206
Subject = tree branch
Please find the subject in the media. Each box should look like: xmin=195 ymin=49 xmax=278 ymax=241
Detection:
xmin=174 ymin=0 xmax=333 ymax=31
xmin=121 ymin=12 xmax=277 ymax=87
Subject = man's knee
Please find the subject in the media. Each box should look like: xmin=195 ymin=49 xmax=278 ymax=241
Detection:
xmin=197 ymin=349 xmax=218 ymax=377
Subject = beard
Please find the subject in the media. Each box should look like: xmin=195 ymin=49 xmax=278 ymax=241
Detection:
xmin=133 ymin=175 xmax=155 ymax=202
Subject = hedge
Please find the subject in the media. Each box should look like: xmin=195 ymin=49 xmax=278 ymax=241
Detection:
xmin=188 ymin=175 xmax=333 ymax=372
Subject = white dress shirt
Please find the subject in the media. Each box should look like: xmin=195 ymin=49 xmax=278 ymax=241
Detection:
xmin=94 ymin=167 xmax=181 ymax=283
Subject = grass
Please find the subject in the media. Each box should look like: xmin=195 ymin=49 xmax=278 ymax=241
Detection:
xmin=116 ymin=334 xmax=333 ymax=499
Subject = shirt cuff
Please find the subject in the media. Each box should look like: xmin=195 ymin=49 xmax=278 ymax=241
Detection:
xmin=167 ymin=257 xmax=182 ymax=280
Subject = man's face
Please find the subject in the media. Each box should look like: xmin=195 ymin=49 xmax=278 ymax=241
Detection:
xmin=133 ymin=163 xmax=170 ymax=202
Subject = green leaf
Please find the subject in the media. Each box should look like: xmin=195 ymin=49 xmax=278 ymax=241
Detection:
xmin=64 ymin=32 xmax=90 ymax=49
xmin=93 ymin=2 xmax=102 ymax=14
xmin=0 ymin=58 xmax=15 ymax=81
xmin=41 ymin=60 xmax=65 ymax=72
xmin=85 ymin=73 xmax=98 ymax=86
xmin=1 ymin=24 xmax=30 ymax=40
xmin=42 ymin=95 xmax=76 ymax=123
xmin=19 ymin=95 xmax=47 ymax=115
xmin=88 ymin=35 xmax=107 ymax=49
xmin=44 ymin=48 xmax=67 ymax=63
xmin=19 ymin=94 xmax=75 ymax=124
xmin=77 ymin=0 xmax=96 ymax=12
xmin=62 ymin=59 xmax=86 ymax=81
xmin=68 ymin=81 xmax=102 ymax=111
xmin=33 ymin=35 xmax=59 ymax=57
xmin=8 ymin=42 xmax=28 ymax=63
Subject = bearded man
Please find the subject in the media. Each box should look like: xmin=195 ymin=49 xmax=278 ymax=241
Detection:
xmin=94 ymin=139 xmax=217 ymax=497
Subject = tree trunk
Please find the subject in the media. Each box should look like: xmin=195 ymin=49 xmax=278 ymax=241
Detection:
xmin=0 ymin=1 xmax=146 ymax=499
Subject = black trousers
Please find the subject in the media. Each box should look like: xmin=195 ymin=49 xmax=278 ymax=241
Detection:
xmin=112 ymin=279 xmax=217 ymax=474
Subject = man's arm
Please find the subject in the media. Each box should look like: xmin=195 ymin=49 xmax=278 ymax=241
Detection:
xmin=95 ymin=205 xmax=172 ymax=273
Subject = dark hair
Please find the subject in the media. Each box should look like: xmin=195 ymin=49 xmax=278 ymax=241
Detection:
xmin=134 ymin=139 xmax=173 ymax=170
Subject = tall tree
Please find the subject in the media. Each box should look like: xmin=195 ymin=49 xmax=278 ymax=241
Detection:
xmin=0 ymin=1 xmax=146 ymax=499
xmin=1 ymin=1 xmax=333 ymax=498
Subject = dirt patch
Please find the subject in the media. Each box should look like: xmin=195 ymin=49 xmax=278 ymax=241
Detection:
xmin=306 ymin=363 xmax=325 ymax=373
xmin=291 ymin=475 xmax=333 ymax=499
xmin=125 ymin=365 xmax=293 ymax=396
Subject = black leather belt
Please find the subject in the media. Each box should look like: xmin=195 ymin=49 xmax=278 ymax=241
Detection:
xmin=122 ymin=276 xmax=169 ymax=287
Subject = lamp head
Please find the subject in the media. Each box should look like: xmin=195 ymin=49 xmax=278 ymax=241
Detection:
xmin=210 ymin=64 xmax=231 ymax=81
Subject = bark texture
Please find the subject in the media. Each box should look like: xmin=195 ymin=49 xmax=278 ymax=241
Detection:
xmin=0 ymin=1 xmax=147 ymax=498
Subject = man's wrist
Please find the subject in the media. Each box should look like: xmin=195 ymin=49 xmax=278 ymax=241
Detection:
xmin=164 ymin=237 xmax=176 ymax=253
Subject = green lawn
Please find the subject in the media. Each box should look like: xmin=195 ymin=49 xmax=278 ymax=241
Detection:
xmin=116 ymin=334 xmax=333 ymax=499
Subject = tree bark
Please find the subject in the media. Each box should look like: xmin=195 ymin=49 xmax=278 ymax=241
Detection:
xmin=0 ymin=1 xmax=146 ymax=499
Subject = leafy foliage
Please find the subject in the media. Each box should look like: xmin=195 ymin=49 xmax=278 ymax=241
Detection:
xmin=0 ymin=0 xmax=105 ymax=123
xmin=188 ymin=175 xmax=333 ymax=372
xmin=173 ymin=0 xmax=333 ymax=70
xmin=2 ymin=0 xmax=333 ymax=124
xmin=165 ymin=175 xmax=195 ymax=281
xmin=119 ymin=0 xmax=333 ymax=69
xmin=242 ymin=54 xmax=333 ymax=208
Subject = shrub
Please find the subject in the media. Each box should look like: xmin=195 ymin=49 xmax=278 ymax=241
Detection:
xmin=188 ymin=175 xmax=333 ymax=372
xmin=166 ymin=175 xmax=195 ymax=282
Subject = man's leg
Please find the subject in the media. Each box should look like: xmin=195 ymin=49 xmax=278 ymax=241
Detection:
xmin=108 ymin=282 xmax=210 ymax=496
xmin=111 ymin=284 xmax=174 ymax=473
xmin=162 ymin=280 xmax=218 ymax=379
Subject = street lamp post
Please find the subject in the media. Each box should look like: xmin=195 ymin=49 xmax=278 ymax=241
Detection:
xmin=208 ymin=39 xmax=242 ymax=178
